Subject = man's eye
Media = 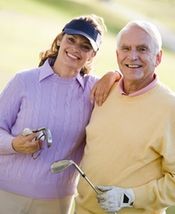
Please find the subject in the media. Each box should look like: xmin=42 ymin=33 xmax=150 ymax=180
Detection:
xmin=121 ymin=47 xmax=129 ymax=51
xmin=138 ymin=47 xmax=147 ymax=52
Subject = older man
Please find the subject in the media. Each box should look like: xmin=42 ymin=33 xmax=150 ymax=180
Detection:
xmin=75 ymin=20 xmax=175 ymax=214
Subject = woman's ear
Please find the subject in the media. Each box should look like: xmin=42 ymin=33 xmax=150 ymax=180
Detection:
xmin=90 ymin=51 xmax=96 ymax=59
xmin=56 ymin=33 xmax=64 ymax=47
xmin=57 ymin=40 xmax=61 ymax=47
xmin=93 ymin=51 xmax=97 ymax=57
xmin=87 ymin=51 xmax=96 ymax=62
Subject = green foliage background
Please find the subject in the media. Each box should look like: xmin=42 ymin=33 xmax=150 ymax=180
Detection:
xmin=0 ymin=0 xmax=175 ymax=213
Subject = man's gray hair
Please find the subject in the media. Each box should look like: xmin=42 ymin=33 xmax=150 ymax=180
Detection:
xmin=116 ymin=20 xmax=162 ymax=53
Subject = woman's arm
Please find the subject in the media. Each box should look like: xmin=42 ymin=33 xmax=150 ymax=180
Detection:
xmin=0 ymin=74 xmax=23 ymax=154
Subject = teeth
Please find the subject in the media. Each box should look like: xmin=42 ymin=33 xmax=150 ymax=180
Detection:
xmin=67 ymin=53 xmax=78 ymax=60
xmin=127 ymin=64 xmax=140 ymax=68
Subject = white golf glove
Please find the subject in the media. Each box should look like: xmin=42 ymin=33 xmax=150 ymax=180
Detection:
xmin=96 ymin=186 xmax=135 ymax=213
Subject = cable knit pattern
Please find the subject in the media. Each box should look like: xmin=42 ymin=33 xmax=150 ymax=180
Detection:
xmin=0 ymin=60 xmax=98 ymax=199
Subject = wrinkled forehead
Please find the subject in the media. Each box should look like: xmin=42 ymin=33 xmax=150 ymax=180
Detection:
xmin=119 ymin=25 xmax=156 ymax=49
xmin=122 ymin=25 xmax=151 ymax=41
xmin=117 ymin=22 xmax=162 ymax=53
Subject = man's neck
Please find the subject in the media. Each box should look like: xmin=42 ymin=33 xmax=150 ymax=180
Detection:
xmin=123 ymin=75 xmax=155 ymax=95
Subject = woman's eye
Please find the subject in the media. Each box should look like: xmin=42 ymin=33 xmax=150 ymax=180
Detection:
xmin=67 ymin=37 xmax=75 ymax=44
xmin=80 ymin=45 xmax=92 ymax=52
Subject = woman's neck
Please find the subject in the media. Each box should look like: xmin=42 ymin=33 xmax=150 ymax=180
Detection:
xmin=52 ymin=59 xmax=80 ymax=78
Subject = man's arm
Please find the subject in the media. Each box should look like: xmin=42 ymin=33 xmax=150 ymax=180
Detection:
xmin=133 ymin=117 xmax=175 ymax=211
xmin=97 ymin=111 xmax=175 ymax=212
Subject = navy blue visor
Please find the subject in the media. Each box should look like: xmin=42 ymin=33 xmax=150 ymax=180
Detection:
xmin=62 ymin=19 xmax=102 ymax=51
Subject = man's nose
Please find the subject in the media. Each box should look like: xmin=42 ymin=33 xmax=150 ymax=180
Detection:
xmin=128 ymin=50 xmax=138 ymax=60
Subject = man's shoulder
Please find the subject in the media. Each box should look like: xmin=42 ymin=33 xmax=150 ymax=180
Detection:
xmin=158 ymin=82 xmax=175 ymax=98
xmin=157 ymin=82 xmax=175 ymax=109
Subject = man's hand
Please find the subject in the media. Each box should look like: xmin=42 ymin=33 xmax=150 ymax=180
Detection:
xmin=90 ymin=71 xmax=121 ymax=106
xmin=96 ymin=186 xmax=135 ymax=213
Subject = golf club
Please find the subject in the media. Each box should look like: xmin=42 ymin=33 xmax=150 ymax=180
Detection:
xmin=50 ymin=159 xmax=117 ymax=214
xmin=50 ymin=159 xmax=100 ymax=194
xmin=22 ymin=127 xmax=52 ymax=148
xmin=22 ymin=127 xmax=53 ymax=159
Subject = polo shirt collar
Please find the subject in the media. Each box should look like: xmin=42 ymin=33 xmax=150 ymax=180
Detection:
xmin=39 ymin=59 xmax=85 ymax=89
xmin=118 ymin=74 xmax=158 ymax=97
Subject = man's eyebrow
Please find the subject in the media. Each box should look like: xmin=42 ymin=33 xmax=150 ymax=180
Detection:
xmin=120 ymin=44 xmax=130 ymax=47
xmin=136 ymin=44 xmax=150 ymax=50
xmin=137 ymin=44 xmax=148 ymax=47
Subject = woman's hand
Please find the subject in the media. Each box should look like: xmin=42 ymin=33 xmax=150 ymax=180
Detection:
xmin=90 ymin=71 xmax=121 ymax=106
xmin=12 ymin=133 xmax=41 ymax=154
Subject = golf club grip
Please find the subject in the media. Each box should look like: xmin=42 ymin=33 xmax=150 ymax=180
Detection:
xmin=73 ymin=163 xmax=101 ymax=194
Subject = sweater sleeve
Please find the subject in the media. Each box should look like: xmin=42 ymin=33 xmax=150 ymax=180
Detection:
xmin=133 ymin=115 xmax=175 ymax=211
xmin=0 ymin=74 xmax=24 ymax=154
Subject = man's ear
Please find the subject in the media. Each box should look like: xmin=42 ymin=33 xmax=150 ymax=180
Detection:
xmin=155 ymin=50 xmax=162 ymax=67
xmin=116 ymin=50 xmax=120 ymax=64
xmin=116 ymin=49 xmax=118 ymax=55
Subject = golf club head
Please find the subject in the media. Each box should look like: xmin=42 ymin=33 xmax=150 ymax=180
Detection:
xmin=51 ymin=159 xmax=73 ymax=173
xmin=50 ymin=159 xmax=100 ymax=194
xmin=44 ymin=128 xmax=52 ymax=148
xmin=33 ymin=127 xmax=52 ymax=148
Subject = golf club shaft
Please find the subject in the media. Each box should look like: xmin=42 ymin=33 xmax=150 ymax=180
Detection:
xmin=82 ymin=174 xmax=100 ymax=194
xmin=73 ymin=163 xmax=100 ymax=194
xmin=73 ymin=164 xmax=117 ymax=214
xmin=78 ymin=171 xmax=117 ymax=214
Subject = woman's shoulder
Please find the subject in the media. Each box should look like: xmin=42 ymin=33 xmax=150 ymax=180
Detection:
xmin=14 ymin=66 xmax=40 ymax=82
xmin=83 ymin=74 xmax=99 ymax=88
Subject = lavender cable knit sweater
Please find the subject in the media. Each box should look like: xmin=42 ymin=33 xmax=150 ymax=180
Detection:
xmin=0 ymin=59 xmax=97 ymax=199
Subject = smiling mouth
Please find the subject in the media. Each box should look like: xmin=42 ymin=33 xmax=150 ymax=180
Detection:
xmin=126 ymin=64 xmax=142 ymax=68
xmin=66 ymin=52 xmax=80 ymax=60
